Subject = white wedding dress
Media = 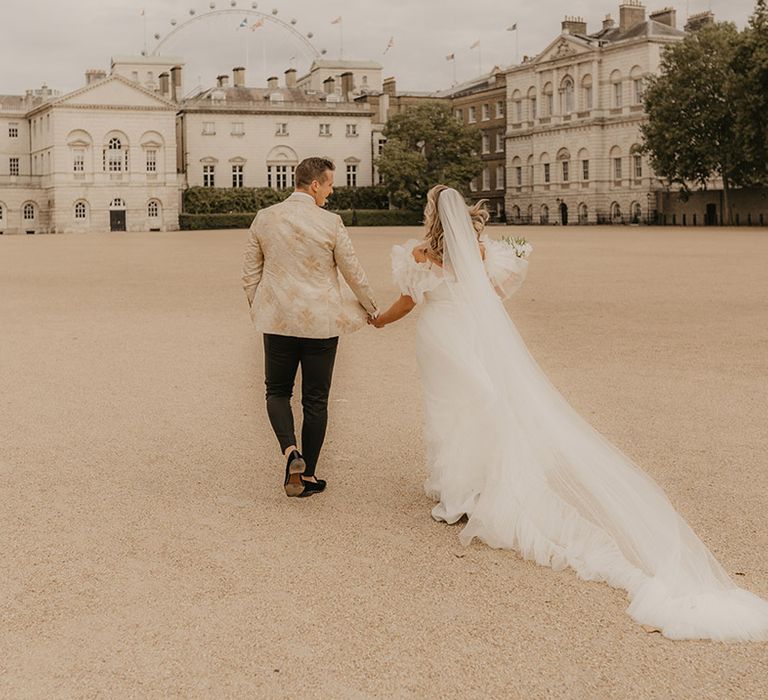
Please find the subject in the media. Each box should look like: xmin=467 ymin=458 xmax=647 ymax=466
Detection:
xmin=390 ymin=188 xmax=768 ymax=642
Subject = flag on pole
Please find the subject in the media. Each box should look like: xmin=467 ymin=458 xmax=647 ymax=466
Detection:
xmin=470 ymin=40 xmax=480 ymax=49
xmin=331 ymin=15 xmax=342 ymax=24
xmin=250 ymin=18 xmax=264 ymax=30
xmin=446 ymin=53 xmax=455 ymax=61
xmin=507 ymin=23 xmax=517 ymax=31
xmin=238 ymin=17 xmax=248 ymax=29
xmin=383 ymin=36 xmax=394 ymax=55
xmin=139 ymin=9 xmax=145 ymax=16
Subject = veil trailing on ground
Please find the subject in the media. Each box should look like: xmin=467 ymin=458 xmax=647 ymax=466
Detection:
xmin=434 ymin=187 xmax=768 ymax=641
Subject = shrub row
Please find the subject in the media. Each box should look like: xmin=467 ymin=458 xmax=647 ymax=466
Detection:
xmin=179 ymin=209 xmax=423 ymax=230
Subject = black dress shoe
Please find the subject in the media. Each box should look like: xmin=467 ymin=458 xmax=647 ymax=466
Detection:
xmin=284 ymin=450 xmax=306 ymax=497
xmin=298 ymin=477 xmax=326 ymax=498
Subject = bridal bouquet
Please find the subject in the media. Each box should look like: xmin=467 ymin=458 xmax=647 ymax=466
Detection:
xmin=499 ymin=236 xmax=533 ymax=259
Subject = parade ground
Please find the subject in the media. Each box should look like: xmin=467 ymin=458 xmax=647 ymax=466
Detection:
xmin=1 ymin=225 xmax=767 ymax=698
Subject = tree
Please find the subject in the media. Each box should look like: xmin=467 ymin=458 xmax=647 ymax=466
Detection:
xmin=377 ymin=103 xmax=483 ymax=210
xmin=732 ymin=0 xmax=768 ymax=186
xmin=641 ymin=22 xmax=743 ymax=224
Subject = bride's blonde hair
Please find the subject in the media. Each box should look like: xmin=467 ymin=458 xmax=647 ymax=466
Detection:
xmin=421 ymin=184 xmax=489 ymax=262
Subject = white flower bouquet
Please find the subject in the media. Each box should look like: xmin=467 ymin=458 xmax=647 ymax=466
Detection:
xmin=500 ymin=235 xmax=533 ymax=259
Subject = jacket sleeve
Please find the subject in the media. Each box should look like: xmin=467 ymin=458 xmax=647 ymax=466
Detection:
xmin=242 ymin=213 xmax=264 ymax=307
xmin=333 ymin=217 xmax=378 ymax=315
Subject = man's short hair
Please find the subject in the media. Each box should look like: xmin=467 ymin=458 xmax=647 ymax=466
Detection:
xmin=295 ymin=157 xmax=335 ymax=188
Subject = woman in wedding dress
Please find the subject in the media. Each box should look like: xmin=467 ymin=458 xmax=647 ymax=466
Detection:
xmin=369 ymin=185 xmax=768 ymax=642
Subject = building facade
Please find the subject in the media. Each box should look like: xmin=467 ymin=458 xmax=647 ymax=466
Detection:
xmin=503 ymin=2 xmax=686 ymax=226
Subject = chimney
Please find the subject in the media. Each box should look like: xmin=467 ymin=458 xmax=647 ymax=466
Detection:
xmin=619 ymin=1 xmax=646 ymax=32
xmin=340 ymin=71 xmax=355 ymax=99
xmin=159 ymin=72 xmax=170 ymax=97
xmin=685 ymin=11 xmax=715 ymax=32
xmin=383 ymin=76 xmax=396 ymax=97
xmin=603 ymin=14 xmax=616 ymax=30
xmin=284 ymin=68 xmax=297 ymax=88
xmin=233 ymin=66 xmax=245 ymax=87
xmin=171 ymin=65 xmax=182 ymax=101
xmin=323 ymin=76 xmax=335 ymax=94
xmin=649 ymin=7 xmax=676 ymax=28
xmin=216 ymin=74 xmax=229 ymax=88
xmin=85 ymin=69 xmax=107 ymax=85
xmin=267 ymin=76 xmax=279 ymax=90
xmin=562 ymin=16 xmax=588 ymax=35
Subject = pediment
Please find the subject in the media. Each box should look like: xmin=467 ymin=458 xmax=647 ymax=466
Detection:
xmin=533 ymin=36 xmax=592 ymax=65
xmin=53 ymin=74 xmax=177 ymax=110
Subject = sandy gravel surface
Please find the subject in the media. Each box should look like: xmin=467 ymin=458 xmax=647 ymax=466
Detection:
xmin=1 ymin=225 xmax=767 ymax=699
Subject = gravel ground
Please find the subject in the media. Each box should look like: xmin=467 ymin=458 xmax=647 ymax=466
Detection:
xmin=1 ymin=225 xmax=767 ymax=699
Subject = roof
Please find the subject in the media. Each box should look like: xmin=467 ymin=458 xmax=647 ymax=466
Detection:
xmin=589 ymin=18 xmax=685 ymax=43
xmin=0 ymin=95 xmax=29 ymax=112
xmin=111 ymin=54 xmax=186 ymax=66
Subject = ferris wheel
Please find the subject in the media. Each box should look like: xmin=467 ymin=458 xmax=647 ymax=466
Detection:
xmin=147 ymin=2 xmax=328 ymax=63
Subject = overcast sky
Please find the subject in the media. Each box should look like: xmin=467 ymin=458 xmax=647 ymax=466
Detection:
xmin=0 ymin=0 xmax=759 ymax=97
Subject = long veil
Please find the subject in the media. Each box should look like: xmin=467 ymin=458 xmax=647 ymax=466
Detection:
xmin=436 ymin=188 xmax=768 ymax=641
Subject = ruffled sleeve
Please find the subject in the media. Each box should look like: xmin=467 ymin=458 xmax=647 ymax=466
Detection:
xmin=391 ymin=239 xmax=444 ymax=304
xmin=482 ymin=237 xmax=529 ymax=299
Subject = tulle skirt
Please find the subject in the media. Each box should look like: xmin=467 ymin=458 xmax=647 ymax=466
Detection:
xmin=415 ymin=294 xmax=768 ymax=642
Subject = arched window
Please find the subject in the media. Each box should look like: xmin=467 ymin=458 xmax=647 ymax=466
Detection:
xmin=74 ymin=201 xmax=87 ymax=220
xmin=511 ymin=89 xmax=523 ymax=122
xmin=110 ymin=198 xmax=126 ymax=209
xmin=631 ymin=201 xmax=642 ymax=223
xmin=542 ymin=82 xmax=554 ymax=117
xmin=630 ymin=66 xmax=644 ymax=104
xmin=540 ymin=204 xmax=550 ymax=224
xmin=0 ymin=203 xmax=5 ymax=222
xmin=578 ymin=203 xmax=589 ymax=224
xmin=23 ymin=203 xmax=35 ymax=220
xmin=148 ymin=200 xmax=160 ymax=218
xmin=611 ymin=70 xmax=623 ymax=108
xmin=561 ymin=77 xmax=574 ymax=114
xmin=610 ymin=146 xmax=623 ymax=181
xmin=107 ymin=137 xmax=124 ymax=172
xmin=611 ymin=202 xmax=622 ymax=223
xmin=630 ymin=144 xmax=643 ymax=179
xmin=557 ymin=148 xmax=571 ymax=183
xmin=527 ymin=86 xmax=537 ymax=120
xmin=527 ymin=204 xmax=534 ymax=223
xmin=511 ymin=205 xmax=521 ymax=223
xmin=540 ymin=152 xmax=551 ymax=185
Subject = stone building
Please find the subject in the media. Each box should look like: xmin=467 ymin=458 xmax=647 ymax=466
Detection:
xmin=178 ymin=66 xmax=375 ymax=191
xmin=504 ymin=2 xmax=685 ymax=225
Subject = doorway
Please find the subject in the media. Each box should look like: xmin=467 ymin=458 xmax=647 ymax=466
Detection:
xmin=559 ymin=202 xmax=568 ymax=226
xmin=705 ymin=203 xmax=718 ymax=226
xmin=109 ymin=198 xmax=126 ymax=231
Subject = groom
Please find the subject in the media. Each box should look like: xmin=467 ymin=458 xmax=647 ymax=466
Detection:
xmin=242 ymin=157 xmax=378 ymax=497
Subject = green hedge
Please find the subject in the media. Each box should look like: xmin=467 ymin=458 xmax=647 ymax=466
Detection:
xmin=326 ymin=186 xmax=389 ymax=210
xmin=180 ymin=209 xmax=423 ymax=230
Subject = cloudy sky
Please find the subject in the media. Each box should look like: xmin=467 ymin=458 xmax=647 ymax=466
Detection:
xmin=0 ymin=0 xmax=759 ymax=97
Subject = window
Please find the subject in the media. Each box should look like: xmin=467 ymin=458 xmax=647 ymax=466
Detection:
xmin=634 ymin=155 xmax=643 ymax=178
xmin=515 ymin=166 xmax=522 ymax=186
xmin=107 ymin=137 xmax=123 ymax=172
xmin=276 ymin=123 xmax=288 ymax=136
xmin=73 ymin=151 xmax=84 ymax=173
xmin=543 ymin=163 xmax=551 ymax=184
xmin=319 ymin=123 xmax=331 ymax=136
xmin=496 ymin=165 xmax=505 ymax=190
xmin=202 ymin=122 xmax=215 ymax=135
xmin=362 ymin=75 xmax=368 ymax=85
xmin=614 ymin=157 xmax=623 ymax=180
xmin=582 ymin=160 xmax=590 ymax=180
xmin=482 ymin=168 xmax=490 ymax=190
xmin=468 ymin=106 xmax=477 ymax=123
xmin=203 ymin=164 xmax=215 ymax=187
xmin=530 ymin=96 xmax=537 ymax=120
xmin=74 ymin=202 xmax=87 ymax=220
xmin=482 ymin=104 xmax=490 ymax=120
xmin=232 ymin=164 xmax=244 ymax=188
xmin=614 ymin=82 xmax=623 ymax=108
xmin=469 ymin=178 xmax=477 ymax=192
xmin=346 ymin=123 xmax=358 ymax=137
xmin=146 ymin=149 xmax=157 ymax=173
xmin=378 ymin=138 xmax=387 ymax=155
xmin=267 ymin=165 xmax=294 ymax=189
xmin=515 ymin=100 xmax=522 ymax=122
xmin=482 ymin=134 xmax=490 ymax=154
xmin=543 ymin=83 xmax=554 ymax=116
xmin=496 ymin=133 xmax=504 ymax=152
xmin=454 ymin=109 xmax=463 ymax=121
xmin=132 ymin=70 xmax=139 ymax=82
xmin=346 ymin=164 xmax=358 ymax=187
xmin=148 ymin=200 xmax=159 ymax=218
xmin=634 ymin=79 xmax=644 ymax=105
xmin=231 ymin=122 xmax=244 ymax=136
xmin=584 ymin=85 xmax=593 ymax=110
xmin=146 ymin=71 xmax=154 ymax=83
xmin=8 ymin=123 xmax=18 ymax=138
xmin=540 ymin=205 xmax=549 ymax=224
xmin=496 ymin=101 xmax=504 ymax=118
xmin=23 ymin=203 xmax=35 ymax=220
xmin=562 ymin=160 xmax=570 ymax=182
xmin=562 ymin=79 xmax=574 ymax=114
xmin=10 ymin=157 xmax=20 ymax=176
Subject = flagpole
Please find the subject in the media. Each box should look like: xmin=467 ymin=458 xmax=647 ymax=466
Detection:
xmin=515 ymin=27 xmax=519 ymax=63
xmin=142 ymin=11 xmax=147 ymax=55
xmin=340 ymin=20 xmax=344 ymax=59
xmin=478 ymin=45 xmax=482 ymax=75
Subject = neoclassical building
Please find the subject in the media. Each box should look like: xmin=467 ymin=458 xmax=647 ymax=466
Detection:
xmin=504 ymin=2 xmax=686 ymax=225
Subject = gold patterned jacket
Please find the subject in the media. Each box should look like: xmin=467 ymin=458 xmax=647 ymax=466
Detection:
xmin=242 ymin=192 xmax=378 ymax=338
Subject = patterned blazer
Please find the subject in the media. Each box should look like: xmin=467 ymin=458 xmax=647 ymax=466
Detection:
xmin=242 ymin=192 xmax=378 ymax=339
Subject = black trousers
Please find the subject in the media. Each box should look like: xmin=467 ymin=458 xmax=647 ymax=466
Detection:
xmin=263 ymin=333 xmax=339 ymax=477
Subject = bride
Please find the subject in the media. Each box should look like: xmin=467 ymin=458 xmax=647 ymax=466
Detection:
xmin=369 ymin=185 xmax=768 ymax=642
